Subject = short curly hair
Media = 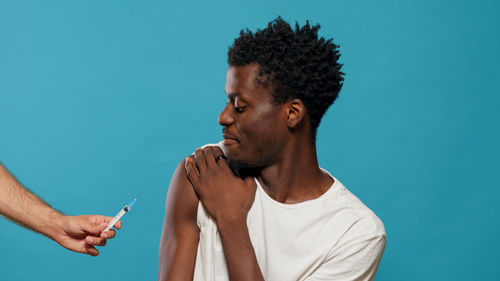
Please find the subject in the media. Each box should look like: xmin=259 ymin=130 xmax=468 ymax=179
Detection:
xmin=228 ymin=17 xmax=344 ymax=140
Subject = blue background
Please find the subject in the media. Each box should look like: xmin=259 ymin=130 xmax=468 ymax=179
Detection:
xmin=1 ymin=0 xmax=499 ymax=280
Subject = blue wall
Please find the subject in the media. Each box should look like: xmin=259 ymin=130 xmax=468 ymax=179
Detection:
xmin=1 ymin=0 xmax=498 ymax=280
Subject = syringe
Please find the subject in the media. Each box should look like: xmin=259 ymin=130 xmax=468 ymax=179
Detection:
xmin=103 ymin=194 xmax=141 ymax=232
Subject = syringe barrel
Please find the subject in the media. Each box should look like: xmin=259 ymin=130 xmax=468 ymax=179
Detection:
xmin=104 ymin=207 xmax=127 ymax=232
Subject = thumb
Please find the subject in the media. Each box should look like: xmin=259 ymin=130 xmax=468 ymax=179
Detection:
xmin=78 ymin=216 xmax=109 ymax=235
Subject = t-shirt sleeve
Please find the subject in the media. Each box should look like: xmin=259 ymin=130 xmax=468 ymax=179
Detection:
xmin=305 ymin=218 xmax=386 ymax=281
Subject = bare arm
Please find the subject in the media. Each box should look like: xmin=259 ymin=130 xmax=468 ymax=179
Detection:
xmin=158 ymin=159 xmax=201 ymax=281
xmin=0 ymin=163 xmax=121 ymax=256
xmin=217 ymin=219 xmax=265 ymax=280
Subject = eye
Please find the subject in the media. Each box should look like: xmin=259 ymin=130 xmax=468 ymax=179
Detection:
xmin=224 ymin=101 xmax=245 ymax=113
xmin=233 ymin=99 xmax=246 ymax=113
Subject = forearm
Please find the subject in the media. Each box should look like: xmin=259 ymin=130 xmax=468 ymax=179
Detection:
xmin=0 ymin=164 xmax=64 ymax=240
xmin=218 ymin=219 xmax=265 ymax=281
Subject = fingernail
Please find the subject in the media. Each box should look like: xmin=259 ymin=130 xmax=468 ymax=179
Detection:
xmin=87 ymin=238 xmax=93 ymax=243
xmin=103 ymin=233 xmax=108 ymax=238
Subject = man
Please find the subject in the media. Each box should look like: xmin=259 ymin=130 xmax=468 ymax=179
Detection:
xmin=159 ymin=17 xmax=386 ymax=280
xmin=0 ymin=163 xmax=121 ymax=256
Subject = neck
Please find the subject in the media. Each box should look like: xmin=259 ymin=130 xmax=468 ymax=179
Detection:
xmin=256 ymin=137 xmax=333 ymax=204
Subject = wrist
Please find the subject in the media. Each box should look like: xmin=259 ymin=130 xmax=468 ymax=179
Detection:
xmin=217 ymin=216 xmax=247 ymax=234
xmin=40 ymin=210 xmax=66 ymax=241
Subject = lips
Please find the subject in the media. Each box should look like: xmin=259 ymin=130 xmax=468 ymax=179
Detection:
xmin=222 ymin=133 xmax=239 ymax=141
xmin=222 ymin=132 xmax=239 ymax=145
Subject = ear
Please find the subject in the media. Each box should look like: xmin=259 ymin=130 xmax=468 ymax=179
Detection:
xmin=286 ymin=99 xmax=306 ymax=129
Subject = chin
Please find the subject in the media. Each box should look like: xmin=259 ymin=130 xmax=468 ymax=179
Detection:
xmin=226 ymin=157 xmax=261 ymax=178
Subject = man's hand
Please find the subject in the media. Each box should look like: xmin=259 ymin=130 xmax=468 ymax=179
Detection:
xmin=0 ymin=163 xmax=122 ymax=256
xmin=184 ymin=146 xmax=256 ymax=228
xmin=185 ymin=146 xmax=265 ymax=280
xmin=53 ymin=215 xmax=122 ymax=256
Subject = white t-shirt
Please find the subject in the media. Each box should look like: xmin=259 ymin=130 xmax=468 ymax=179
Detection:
xmin=193 ymin=145 xmax=386 ymax=281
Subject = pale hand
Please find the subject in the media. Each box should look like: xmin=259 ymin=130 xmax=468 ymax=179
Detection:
xmin=54 ymin=215 xmax=122 ymax=256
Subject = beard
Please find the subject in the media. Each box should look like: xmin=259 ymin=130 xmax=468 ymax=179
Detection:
xmin=226 ymin=157 xmax=261 ymax=178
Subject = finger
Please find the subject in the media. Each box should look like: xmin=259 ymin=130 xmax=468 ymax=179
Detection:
xmin=194 ymin=148 xmax=208 ymax=174
xmin=216 ymin=154 xmax=231 ymax=171
xmin=84 ymin=244 xmax=100 ymax=256
xmin=113 ymin=220 xmax=122 ymax=230
xmin=100 ymin=229 xmax=116 ymax=239
xmin=79 ymin=216 xmax=110 ymax=235
xmin=212 ymin=146 xmax=224 ymax=157
xmin=99 ymin=217 xmax=122 ymax=230
xmin=186 ymin=156 xmax=199 ymax=176
xmin=203 ymin=146 xmax=217 ymax=168
xmin=184 ymin=157 xmax=200 ymax=182
xmin=86 ymin=236 xmax=107 ymax=247
xmin=212 ymin=146 xmax=226 ymax=167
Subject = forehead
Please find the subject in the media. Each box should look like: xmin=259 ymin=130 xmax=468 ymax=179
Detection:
xmin=225 ymin=64 xmax=272 ymax=101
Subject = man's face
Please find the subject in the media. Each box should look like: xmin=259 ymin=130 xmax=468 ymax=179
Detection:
xmin=219 ymin=64 xmax=288 ymax=169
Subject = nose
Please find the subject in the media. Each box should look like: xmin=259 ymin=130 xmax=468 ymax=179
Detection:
xmin=218 ymin=103 xmax=234 ymax=127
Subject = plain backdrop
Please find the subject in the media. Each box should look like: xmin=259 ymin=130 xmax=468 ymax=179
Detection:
xmin=1 ymin=0 xmax=499 ymax=280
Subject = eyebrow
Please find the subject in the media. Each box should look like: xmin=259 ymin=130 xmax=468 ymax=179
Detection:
xmin=227 ymin=92 xmax=239 ymax=99
xmin=226 ymin=92 xmax=248 ymax=103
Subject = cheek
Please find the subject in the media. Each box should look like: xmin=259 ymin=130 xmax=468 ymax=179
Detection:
xmin=240 ymin=111 xmax=285 ymax=158
xmin=256 ymin=118 xmax=282 ymax=142
xmin=240 ymin=110 xmax=279 ymax=139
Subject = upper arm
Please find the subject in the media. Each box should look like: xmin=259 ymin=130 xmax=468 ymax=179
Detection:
xmin=158 ymin=159 xmax=200 ymax=281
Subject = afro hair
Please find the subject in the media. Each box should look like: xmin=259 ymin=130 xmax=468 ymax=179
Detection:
xmin=228 ymin=17 xmax=344 ymax=140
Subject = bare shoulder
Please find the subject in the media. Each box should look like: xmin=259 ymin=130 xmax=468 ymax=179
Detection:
xmin=163 ymin=141 xmax=224 ymax=226
xmin=164 ymin=158 xmax=199 ymax=222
